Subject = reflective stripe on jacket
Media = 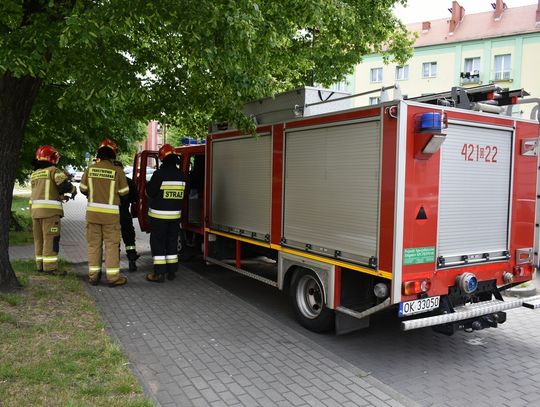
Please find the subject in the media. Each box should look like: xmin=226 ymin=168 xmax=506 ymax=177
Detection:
xmin=81 ymin=159 xmax=129 ymax=224
xmin=148 ymin=208 xmax=182 ymax=220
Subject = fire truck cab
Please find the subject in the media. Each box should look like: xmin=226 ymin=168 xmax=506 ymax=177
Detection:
xmin=133 ymin=141 xmax=205 ymax=244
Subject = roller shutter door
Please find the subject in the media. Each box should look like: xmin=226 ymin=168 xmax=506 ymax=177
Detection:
xmin=437 ymin=123 xmax=512 ymax=266
xmin=283 ymin=120 xmax=380 ymax=265
xmin=211 ymin=135 xmax=272 ymax=240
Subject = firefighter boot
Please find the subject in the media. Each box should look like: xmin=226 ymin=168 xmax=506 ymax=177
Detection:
xmin=166 ymin=260 xmax=178 ymax=281
xmin=146 ymin=273 xmax=165 ymax=283
xmin=89 ymin=271 xmax=102 ymax=286
xmin=127 ymin=250 xmax=139 ymax=272
xmin=108 ymin=275 xmax=127 ymax=287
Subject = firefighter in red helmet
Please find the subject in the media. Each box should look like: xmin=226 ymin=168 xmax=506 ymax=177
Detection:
xmin=79 ymin=138 xmax=130 ymax=287
xmin=30 ymin=145 xmax=77 ymax=274
xmin=146 ymin=144 xmax=185 ymax=282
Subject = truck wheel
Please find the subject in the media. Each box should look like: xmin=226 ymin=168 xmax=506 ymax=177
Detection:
xmin=290 ymin=269 xmax=334 ymax=333
xmin=178 ymin=230 xmax=201 ymax=260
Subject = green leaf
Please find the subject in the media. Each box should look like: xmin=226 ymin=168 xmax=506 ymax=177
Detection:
xmin=1 ymin=0 xmax=412 ymax=180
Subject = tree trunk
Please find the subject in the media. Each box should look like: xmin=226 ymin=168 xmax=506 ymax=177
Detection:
xmin=0 ymin=73 xmax=42 ymax=292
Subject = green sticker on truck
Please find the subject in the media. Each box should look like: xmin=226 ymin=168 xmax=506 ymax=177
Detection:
xmin=403 ymin=246 xmax=436 ymax=265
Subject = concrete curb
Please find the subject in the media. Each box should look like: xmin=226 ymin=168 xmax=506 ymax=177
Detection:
xmin=505 ymin=281 xmax=538 ymax=298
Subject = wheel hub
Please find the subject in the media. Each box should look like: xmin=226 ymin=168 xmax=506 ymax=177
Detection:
xmin=296 ymin=274 xmax=324 ymax=319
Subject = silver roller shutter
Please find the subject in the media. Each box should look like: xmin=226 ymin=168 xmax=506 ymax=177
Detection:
xmin=211 ymin=135 xmax=272 ymax=240
xmin=283 ymin=120 xmax=381 ymax=265
xmin=437 ymin=123 xmax=512 ymax=266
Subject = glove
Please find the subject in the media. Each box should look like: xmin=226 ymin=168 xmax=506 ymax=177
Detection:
xmin=71 ymin=187 xmax=78 ymax=200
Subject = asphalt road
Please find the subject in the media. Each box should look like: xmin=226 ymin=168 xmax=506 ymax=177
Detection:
xmin=187 ymin=258 xmax=540 ymax=407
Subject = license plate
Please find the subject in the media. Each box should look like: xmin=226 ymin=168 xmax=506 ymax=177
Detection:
xmin=399 ymin=296 xmax=440 ymax=317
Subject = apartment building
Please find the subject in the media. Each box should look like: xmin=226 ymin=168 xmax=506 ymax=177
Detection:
xmin=354 ymin=0 xmax=540 ymax=118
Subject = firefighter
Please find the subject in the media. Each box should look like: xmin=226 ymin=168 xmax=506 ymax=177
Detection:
xmin=30 ymin=145 xmax=77 ymax=275
xmin=146 ymin=144 xmax=185 ymax=283
xmin=79 ymin=139 xmax=130 ymax=287
xmin=113 ymin=160 xmax=140 ymax=271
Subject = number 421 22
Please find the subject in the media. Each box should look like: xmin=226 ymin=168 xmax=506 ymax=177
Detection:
xmin=460 ymin=143 xmax=498 ymax=163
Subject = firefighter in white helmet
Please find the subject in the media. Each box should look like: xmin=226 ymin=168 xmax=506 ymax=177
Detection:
xmin=30 ymin=145 xmax=77 ymax=275
xmin=146 ymin=144 xmax=185 ymax=283
xmin=79 ymin=138 xmax=130 ymax=287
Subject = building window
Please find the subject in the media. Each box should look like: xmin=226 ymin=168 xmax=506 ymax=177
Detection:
xmin=328 ymin=79 xmax=351 ymax=92
xmin=462 ymin=57 xmax=480 ymax=83
xmin=370 ymin=67 xmax=383 ymax=83
xmin=395 ymin=65 xmax=409 ymax=81
xmin=318 ymin=76 xmax=353 ymax=93
xmin=369 ymin=97 xmax=380 ymax=105
xmin=422 ymin=62 xmax=437 ymax=78
xmin=494 ymin=54 xmax=511 ymax=81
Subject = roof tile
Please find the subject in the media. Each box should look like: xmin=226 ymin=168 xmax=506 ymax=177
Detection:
xmin=408 ymin=4 xmax=540 ymax=48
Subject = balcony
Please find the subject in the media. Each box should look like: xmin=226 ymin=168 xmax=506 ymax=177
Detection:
xmin=460 ymin=71 xmax=480 ymax=85
xmin=492 ymin=70 xmax=512 ymax=82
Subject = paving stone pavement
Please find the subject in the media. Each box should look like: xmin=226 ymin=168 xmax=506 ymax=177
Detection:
xmin=10 ymin=193 xmax=417 ymax=407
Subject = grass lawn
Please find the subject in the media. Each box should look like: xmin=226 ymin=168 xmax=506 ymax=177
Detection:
xmin=0 ymin=260 xmax=153 ymax=407
xmin=10 ymin=194 xmax=33 ymax=246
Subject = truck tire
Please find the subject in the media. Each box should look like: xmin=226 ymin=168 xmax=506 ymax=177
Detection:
xmin=290 ymin=269 xmax=334 ymax=333
xmin=178 ymin=230 xmax=202 ymax=261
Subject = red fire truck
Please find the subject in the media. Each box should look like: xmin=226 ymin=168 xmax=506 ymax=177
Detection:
xmin=133 ymin=85 xmax=540 ymax=335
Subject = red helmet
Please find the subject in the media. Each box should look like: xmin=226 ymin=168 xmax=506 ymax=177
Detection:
xmin=98 ymin=138 xmax=118 ymax=156
xmin=159 ymin=144 xmax=176 ymax=161
xmin=35 ymin=145 xmax=60 ymax=165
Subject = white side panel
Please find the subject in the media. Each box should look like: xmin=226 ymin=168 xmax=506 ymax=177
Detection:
xmin=283 ymin=121 xmax=380 ymax=264
xmin=535 ymin=154 xmax=540 ymax=269
xmin=392 ymin=102 xmax=407 ymax=304
xmin=211 ymin=135 xmax=272 ymax=239
xmin=278 ymin=251 xmax=334 ymax=307
xmin=438 ymin=123 xmax=512 ymax=264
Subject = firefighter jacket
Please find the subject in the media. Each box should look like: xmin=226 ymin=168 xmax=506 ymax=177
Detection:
xmin=146 ymin=160 xmax=185 ymax=220
xmin=113 ymin=161 xmax=139 ymax=215
xmin=30 ymin=166 xmax=74 ymax=219
xmin=80 ymin=159 xmax=129 ymax=224
xmin=120 ymin=177 xmax=138 ymax=221
xmin=127 ymin=177 xmax=139 ymax=204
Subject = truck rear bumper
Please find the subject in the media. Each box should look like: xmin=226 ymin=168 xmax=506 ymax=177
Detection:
xmin=401 ymin=295 xmax=540 ymax=331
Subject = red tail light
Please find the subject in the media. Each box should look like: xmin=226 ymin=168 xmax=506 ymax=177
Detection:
xmin=403 ymin=279 xmax=432 ymax=295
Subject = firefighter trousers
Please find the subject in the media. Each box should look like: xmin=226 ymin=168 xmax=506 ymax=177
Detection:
xmin=32 ymin=215 xmax=61 ymax=272
xmin=149 ymin=218 xmax=180 ymax=275
xmin=86 ymin=222 xmax=121 ymax=282
xmin=120 ymin=205 xmax=137 ymax=260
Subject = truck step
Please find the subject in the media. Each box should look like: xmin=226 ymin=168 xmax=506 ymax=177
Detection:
xmin=522 ymin=297 xmax=540 ymax=309
xmin=401 ymin=295 xmax=540 ymax=331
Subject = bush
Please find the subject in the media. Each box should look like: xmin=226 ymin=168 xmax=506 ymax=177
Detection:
xmin=10 ymin=195 xmax=33 ymax=245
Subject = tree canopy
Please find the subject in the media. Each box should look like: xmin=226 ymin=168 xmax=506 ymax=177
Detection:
xmin=0 ymin=0 xmax=413 ymax=290
xmin=2 ymin=0 xmax=413 ymax=171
